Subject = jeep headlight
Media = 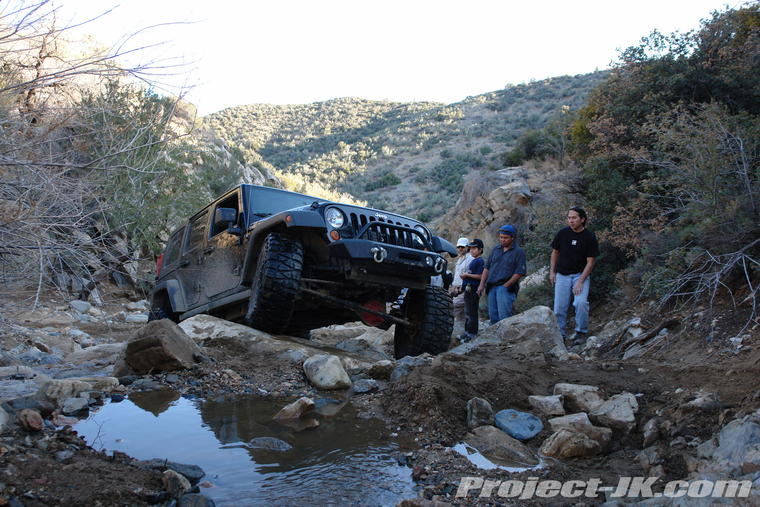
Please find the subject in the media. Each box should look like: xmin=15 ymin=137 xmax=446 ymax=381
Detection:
xmin=414 ymin=225 xmax=430 ymax=242
xmin=326 ymin=208 xmax=345 ymax=229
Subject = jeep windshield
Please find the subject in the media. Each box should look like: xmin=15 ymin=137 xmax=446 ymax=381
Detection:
xmin=243 ymin=185 xmax=330 ymax=217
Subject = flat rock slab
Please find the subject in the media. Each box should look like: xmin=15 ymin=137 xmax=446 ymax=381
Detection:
xmin=494 ymin=409 xmax=543 ymax=441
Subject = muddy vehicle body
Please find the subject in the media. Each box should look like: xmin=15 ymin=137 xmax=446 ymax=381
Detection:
xmin=150 ymin=184 xmax=456 ymax=358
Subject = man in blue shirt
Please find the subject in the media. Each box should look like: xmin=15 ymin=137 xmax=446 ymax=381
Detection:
xmin=477 ymin=225 xmax=527 ymax=325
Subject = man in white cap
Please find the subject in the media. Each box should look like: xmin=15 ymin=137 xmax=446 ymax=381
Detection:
xmin=450 ymin=237 xmax=473 ymax=322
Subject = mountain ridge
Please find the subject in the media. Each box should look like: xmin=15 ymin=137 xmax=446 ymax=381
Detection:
xmin=200 ymin=71 xmax=608 ymax=224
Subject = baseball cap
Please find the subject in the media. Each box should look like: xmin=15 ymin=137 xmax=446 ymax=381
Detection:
xmin=468 ymin=238 xmax=484 ymax=249
xmin=456 ymin=237 xmax=469 ymax=247
xmin=499 ymin=224 xmax=515 ymax=236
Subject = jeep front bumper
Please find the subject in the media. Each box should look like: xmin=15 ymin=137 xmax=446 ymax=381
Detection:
xmin=328 ymin=239 xmax=445 ymax=279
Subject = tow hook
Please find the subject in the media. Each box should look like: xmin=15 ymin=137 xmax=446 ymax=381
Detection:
xmin=435 ymin=257 xmax=445 ymax=273
xmin=371 ymin=246 xmax=388 ymax=263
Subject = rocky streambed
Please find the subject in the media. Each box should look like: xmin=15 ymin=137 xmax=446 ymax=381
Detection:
xmin=2 ymin=300 xmax=760 ymax=506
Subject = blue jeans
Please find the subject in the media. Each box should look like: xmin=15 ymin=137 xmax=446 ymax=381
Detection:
xmin=487 ymin=285 xmax=517 ymax=325
xmin=554 ymin=273 xmax=590 ymax=338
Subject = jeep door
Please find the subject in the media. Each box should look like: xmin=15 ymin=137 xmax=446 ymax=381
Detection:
xmin=179 ymin=209 xmax=209 ymax=307
xmin=202 ymin=191 xmax=246 ymax=298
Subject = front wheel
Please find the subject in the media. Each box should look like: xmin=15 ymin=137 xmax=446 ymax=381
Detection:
xmin=394 ymin=285 xmax=453 ymax=359
xmin=246 ymin=233 xmax=303 ymax=334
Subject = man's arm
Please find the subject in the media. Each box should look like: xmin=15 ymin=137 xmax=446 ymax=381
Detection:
xmin=549 ymin=249 xmax=560 ymax=286
xmin=503 ymin=273 xmax=523 ymax=288
xmin=505 ymin=248 xmax=526 ymax=290
xmin=573 ymin=257 xmax=596 ymax=295
xmin=477 ymin=268 xmax=489 ymax=296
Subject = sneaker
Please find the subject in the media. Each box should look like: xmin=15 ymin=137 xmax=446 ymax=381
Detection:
xmin=573 ymin=332 xmax=587 ymax=346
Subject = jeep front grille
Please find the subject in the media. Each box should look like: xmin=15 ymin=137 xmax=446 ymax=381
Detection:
xmin=348 ymin=212 xmax=425 ymax=250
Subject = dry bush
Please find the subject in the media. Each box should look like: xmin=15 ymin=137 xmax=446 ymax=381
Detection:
xmin=0 ymin=1 xmax=197 ymax=309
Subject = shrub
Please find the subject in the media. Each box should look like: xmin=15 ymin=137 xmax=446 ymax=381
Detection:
xmin=365 ymin=171 xmax=401 ymax=191
xmin=501 ymin=147 xmax=526 ymax=166
xmin=379 ymin=172 xmax=401 ymax=187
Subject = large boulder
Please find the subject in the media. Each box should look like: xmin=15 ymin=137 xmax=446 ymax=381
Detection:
xmin=0 ymin=366 xmax=53 ymax=405
xmin=709 ymin=418 xmax=760 ymax=471
xmin=63 ymin=343 xmax=125 ymax=366
xmin=464 ymin=425 xmax=539 ymax=465
xmin=309 ymin=323 xmax=373 ymax=345
xmin=553 ymin=383 xmax=605 ymax=413
xmin=487 ymin=181 xmax=532 ymax=211
xmin=539 ymin=429 xmax=603 ymax=460
xmin=273 ymin=397 xmax=315 ymax=420
xmin=333 ymin=338 xmax=390 ymax=361
xmin=588 ymin=392 xmax=639 ymax=435
xmin=118 ymin=320 xmax=203 ymax=375
xmin=452 ymin=306 xmax=568 ymax=361
xmin=547 ymin=412 xmax=612 ymax=450
xmin=467 ymin=397 xmax=495 ymax=430
xmin=303 ymin=355 xmax=351 ymax=390
xmin=528 ymin=394 xmax=565 ymax=417
xmin=494 ymin=409 xmax=543 ymax=441
xmin=36 ymin=377 xmax=119 ymax=408
xmin=33 ymin=334 xmax=81 ymax=356
xmin=179 ymin=314 xmax=272 ymax=345
xmin=178 ymin=315 xmax=380 ymax=373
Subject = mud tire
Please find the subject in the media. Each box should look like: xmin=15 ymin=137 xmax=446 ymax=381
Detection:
xmin=246 ymin=233 xmax=303 ymax=334
xmin=394 ymin=285 xmax=453 ymax=359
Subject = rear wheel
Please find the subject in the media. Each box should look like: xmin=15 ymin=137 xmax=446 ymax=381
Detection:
xmin=246 ymin=233 xmax=303 ymax=334
xmin=394 ymin=285 xmax=453 ymax=359
xmin=148 ymin=306 xmax=179 ymax=323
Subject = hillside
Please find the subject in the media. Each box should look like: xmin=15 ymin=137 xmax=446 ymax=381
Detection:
xmin=201 ymin=72 xmax=607 ymax=224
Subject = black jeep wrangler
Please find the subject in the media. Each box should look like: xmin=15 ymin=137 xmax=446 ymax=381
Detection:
xmin=149 ymin=184 xmax=456 ymax=358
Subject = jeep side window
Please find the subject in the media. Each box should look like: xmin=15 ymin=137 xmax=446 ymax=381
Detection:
xmin=185 ymin=211 xmax=209 ymax=254
xmin=163 ymin=226 xmax=186 ymax=267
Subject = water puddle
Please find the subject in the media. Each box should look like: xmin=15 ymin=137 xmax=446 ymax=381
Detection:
xmin=452 ymin=442 xmax=543 ymax=472
xmin=76 ymin=390 xmax=416 ymax=506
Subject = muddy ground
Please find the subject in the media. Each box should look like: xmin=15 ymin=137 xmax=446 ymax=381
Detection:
xmin=1 ymin=287 xmax=760 ymax=506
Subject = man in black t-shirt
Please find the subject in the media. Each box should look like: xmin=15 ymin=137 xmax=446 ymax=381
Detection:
xmin=550 ymin=206 xmax=599 ymax=346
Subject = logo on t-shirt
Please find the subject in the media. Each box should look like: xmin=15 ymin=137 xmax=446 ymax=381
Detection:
xmin=572 ymin=240 xmax=577 ymax=246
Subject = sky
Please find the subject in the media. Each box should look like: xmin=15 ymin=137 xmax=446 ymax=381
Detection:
xmin=55 ymin=0 xmax=739 ymax=116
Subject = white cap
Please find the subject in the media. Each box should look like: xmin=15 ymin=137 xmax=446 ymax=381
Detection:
xmin=456 ymin=237 xmax=469 ymax=247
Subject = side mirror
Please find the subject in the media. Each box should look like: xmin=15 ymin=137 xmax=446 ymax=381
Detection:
xmin=215 ymin=207 xmax=236 ymax=225
xmin=431 ymin=236 xmax=457 ymax=256
xmin=214 ymin=208 xmax=242 ymax=236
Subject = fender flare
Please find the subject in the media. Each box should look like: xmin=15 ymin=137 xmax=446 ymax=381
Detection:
xmin=152 ymin=279 xmax=187 ymax=312
xmin=431 ymin=236 xmax=457 ymax=256
xmin=241 ymin=210 xmax=327 ymax=283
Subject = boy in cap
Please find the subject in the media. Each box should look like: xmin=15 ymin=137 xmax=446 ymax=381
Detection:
xmin=477 ymin=224 xmax=527 ymax=324
xmin=450 ymin=237 xmax=473 ymax=322
xmin=459 ymin=239 xmax=484 ymax=341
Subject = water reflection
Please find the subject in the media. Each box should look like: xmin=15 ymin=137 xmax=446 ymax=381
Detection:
xmin=129 ymin=389 xmax=180 ymax=417
xmin=77 ymin=392 xmax=415 ymax=506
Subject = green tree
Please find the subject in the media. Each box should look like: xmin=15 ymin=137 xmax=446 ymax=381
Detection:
xmin=567 ymin=2 xmax=760 ymax=321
